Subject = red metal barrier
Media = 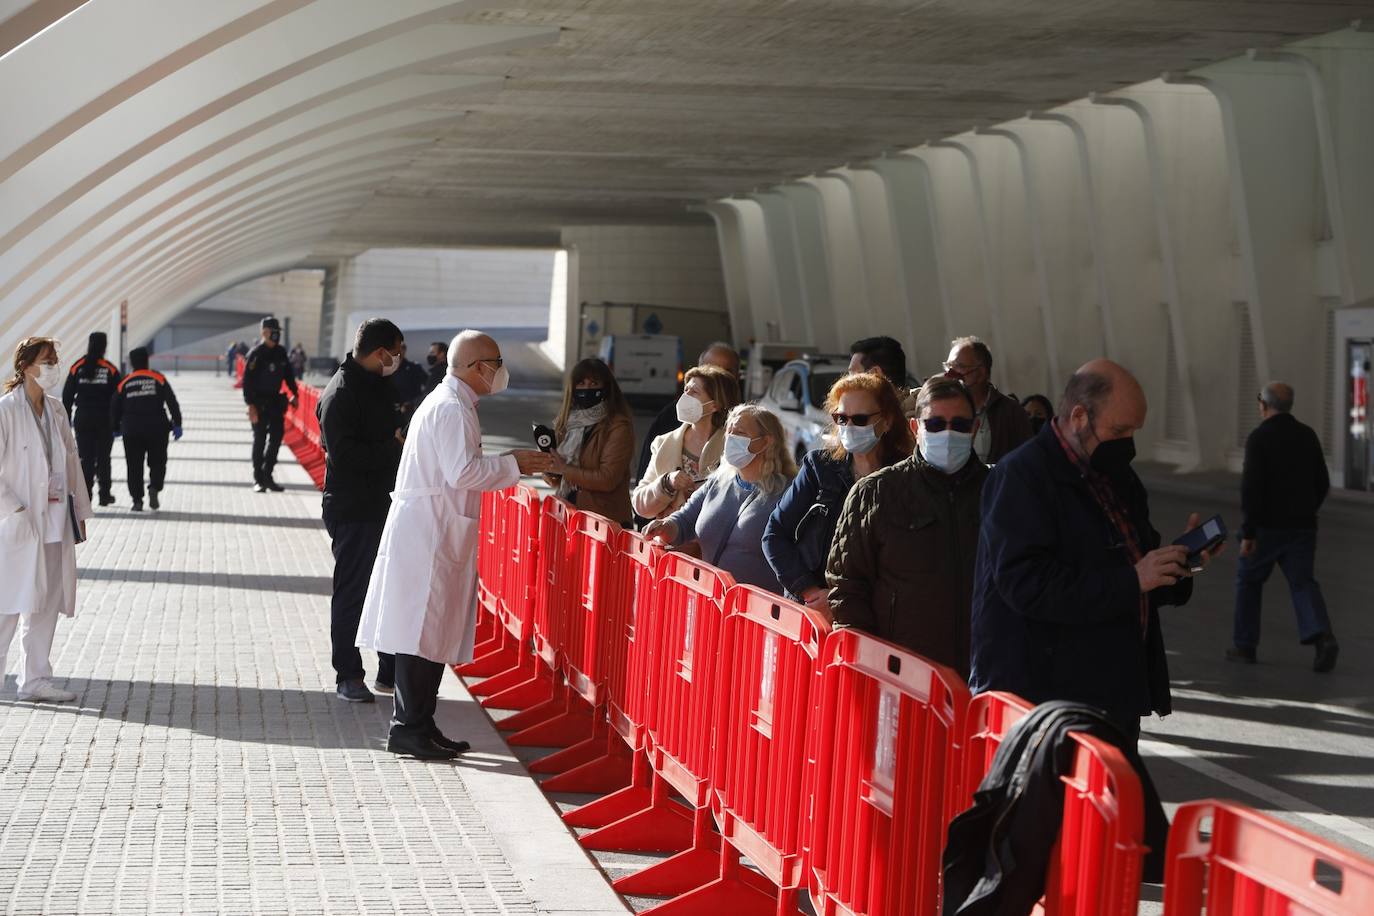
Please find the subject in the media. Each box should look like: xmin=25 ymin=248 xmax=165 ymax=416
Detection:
xmin=808 ymin=629 xmax=970 ymax=916
xmin=462 ymin=486 xmax=540 ymax=680
xmin=578 ymin=553 xmax=735 ymax=859
xmin=471 ymin=488 xmax=508 ymax=655
xmin=282 ymin=383 xmax=325 ymax=489
xmin=627 ymin=586 xmax=828 ymax=913
xmin=1164 ymin=801 xmax=1374 ymax=915
xmin=961 ymin=690 xmax=1034 ymax=811
xmin=558 ymin=530 xmax=663 ymax=808
xmin=476 ymin=496 xmax=574 ymax=713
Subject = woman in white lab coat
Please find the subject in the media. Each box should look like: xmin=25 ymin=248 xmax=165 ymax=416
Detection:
xmin=0 ymin=336 xmax=93 ymax=702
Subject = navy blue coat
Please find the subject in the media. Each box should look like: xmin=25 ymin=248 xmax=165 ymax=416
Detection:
xmin=762 ymin=450 xmax=855 ymax=600
xmin=969 ymin=423 xmax=1192 ymax=730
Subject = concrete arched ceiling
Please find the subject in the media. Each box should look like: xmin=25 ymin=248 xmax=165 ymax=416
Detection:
xmin=1 ymin=0 xmax=1368 ymax=348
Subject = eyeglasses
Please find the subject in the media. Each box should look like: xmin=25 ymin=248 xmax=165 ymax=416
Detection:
xmin=920 ymin=416 xmax=974 ymax=434
xmin=942 ymin=361 xmax=981 ymax=375
xmin=831 ymin=412 xmax=877 ymax=427
xmin=467 ymin=357 xmax=504 ymax=369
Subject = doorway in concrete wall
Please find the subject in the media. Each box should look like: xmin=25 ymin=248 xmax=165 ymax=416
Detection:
xmin=1331 ymin=306 xmax=1374 ymax=491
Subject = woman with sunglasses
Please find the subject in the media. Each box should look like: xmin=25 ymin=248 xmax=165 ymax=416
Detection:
xmin=645 ymin=404 xmax=796 ymax=592
xmin=763 ymin=373 xmax=913 ymax=619
xmin=826 ymin=377 xmax=990 ymax=677
xmin=545 ymin=358 xmax=636 ymax=526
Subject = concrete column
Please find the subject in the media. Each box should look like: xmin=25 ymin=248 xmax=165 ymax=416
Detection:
xmin=797 ymin=174 xmax=873 ymax=351
xmin=720 ymin=198 xmax=786 ymax=344
xmin=778 ymin=183 xmax=840 ymax=352
xmin=754 ymin=190 xmax=814 ymax=344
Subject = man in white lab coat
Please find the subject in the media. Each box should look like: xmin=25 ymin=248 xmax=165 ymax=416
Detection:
xmin=357 ymin=331 xmax=550 ymax=759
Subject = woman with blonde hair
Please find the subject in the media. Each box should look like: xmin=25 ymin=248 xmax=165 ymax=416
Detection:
xmin=632 ymin=365 xmax=740 ymax=520
xmin=646 ymin=403 xmax=796 ymax=592
xmin=763 ymin=372 xmax=913 ymax=617
xmin=0 ymin=336 xmax=93 ymax=702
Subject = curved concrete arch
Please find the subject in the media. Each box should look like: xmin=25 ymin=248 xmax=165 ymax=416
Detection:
xmin=694 ymin=201 xmax=756 ymax=348
xmin=753 ymin=190 xmax=814 ymax=345
xmin=778 ymin=182 xmax=839 ymax=351
xmin=796 ymin=174 xmax=874 ymax=351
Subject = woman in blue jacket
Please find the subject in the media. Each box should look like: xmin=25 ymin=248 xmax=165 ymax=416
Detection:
xmin=762 ymin=373 xmax=913 ymax=618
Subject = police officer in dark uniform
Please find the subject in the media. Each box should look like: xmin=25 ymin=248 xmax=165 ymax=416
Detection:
xmin=424 ymin=341 xmax=448 ymax=394
xmin=242 ymin=317 xmax=298 ymax=492
xmin=391 ymin=341 xmax=429 ymax=420
xmin=111 ymin=347 xmax=182 ymax=512
xmin=62 ymin=331 xmax=122 ymax=505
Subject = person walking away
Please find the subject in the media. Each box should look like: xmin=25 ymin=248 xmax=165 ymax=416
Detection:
xmin=942 ymin=335 xmax=1032 ymax=463
xmin=1229 ymin=382 xmax=1338 ymax=672
xmin=424 ymin=341 xmax=448 ymax=394
xmin=848 ymin=335 xmax=920 ymax=418
xmin=0 ymin=337 xmax=94 ymax=702
xmin=61 ymin=331 xmax=121 ymax=506
xmin=225 ymin=341 xmax=238 ymax=377
xmin=242 ymin=317 xmax=299 ymax=492
xmin=288 ymin=343 xmax=308 ymax=379
xmin=825 ymin=378 xmax=987 ymax=674
xmin=544 ymin=358 xmax=636 ymax=525
xmin=633 ymin=365 xmax=739 ymax=522
xmin=356 ymin=331 xmax=551 ymax=759
xmin=968 ymin=359 xmax=1223 ymax=880
xmin=318 ymin=319 xmax=406 ymax=704
xmin=636 ymin=342 xmax=741 ymax=481
xmin=764 ymin=372 xmax=912 ymax=619
xmin=111 ymin=347 xmax=182 ymax=512
xmin=645 ymin=404 xmax=797 ymax=592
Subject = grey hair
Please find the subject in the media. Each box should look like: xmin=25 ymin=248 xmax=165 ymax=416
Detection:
xmin=950 ymin=335 xmax=992 ymax=372
xmin=698 ymin=341 xmax=738 ymax=364
xmin=1058 ymin=369 xmax=1114 ymax=420
xmin=1260 ymin=381 xmax=1294 ymax=413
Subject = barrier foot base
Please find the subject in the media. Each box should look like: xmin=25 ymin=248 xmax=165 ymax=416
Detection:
xmin=611 ymin=839 xmax=723 ymax=898
xmin=467 ymin=660 xmax=536 ymax=698
xmin=456 ymin=642 xmax=517 ymax=678
xmin=578 ymin=799 xmax=695 ymax=853
xmin=537 ymin=742 xmax=632 ymax=792
xmin=479 ymin=674 xmax=554 ymax=711
xmin=507 ymin=707 xmax=594 ymax=748
xmin=495 ymin=693 xmax=567 ymax=733
xmin=639 ymin=878 xmax=796 ymax=916
xmin=562 ymin=782 xmax=651 ymax=829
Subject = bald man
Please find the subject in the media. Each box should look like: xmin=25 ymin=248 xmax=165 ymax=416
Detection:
xmin=1231 ymin=382 xmax=1336 ymax=672
xmin=356 ymin=331 xmax=551 ymax=759
xmin=970 ymin=359 xmax=1221 ymax=879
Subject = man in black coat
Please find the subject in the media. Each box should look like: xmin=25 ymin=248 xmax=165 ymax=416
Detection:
xmin=62 ymin=331 xmax=121 ymax=505
xmin=317 ymin=319 xmax=404 ymax=703
xmin=424 ymin=341 xmax=448 ymax=394
xmin=390 ymin=341 xmax=429 ymax=420
xmin=970 ymin=359 xmax=1222 ymax=876
xmin=1230 ymin=381 xmax=1337 ymax=671
xmin=111 ymin=347 xmax=182 ymax=512
xmin=242 ymin=317 xmax=298 ymax=492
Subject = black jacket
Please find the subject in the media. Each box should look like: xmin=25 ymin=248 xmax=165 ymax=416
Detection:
xmin=111 ymin=369 xmax=181 ymax=437
xmin=763 ymin=450 xmax=857 ymax=599
xmin=424 ymin=360 xmax=446 ymax=394
xmin=392 ymin=359 xmax=428 ymax=416
xmin=1240 ymin=412 xmax=1329 ymax=538
xmin=241 ymin=341 xmax=298 ymax=408
xmin=62 ymin=356 xmax=121 ymax=429
xmin=941 ymin=702 xmax=1126 ymax=916
xmin=318 ymin=356 xmax=402 ymax=523
xmin=969 ymin=423 xmax=1192 ymax=730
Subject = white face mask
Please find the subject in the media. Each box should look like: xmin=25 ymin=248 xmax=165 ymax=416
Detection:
xmin=921 ymin=429 xmax=973 ymax=474
xmin=724 ymin=433 xmax=757 ymax=470
xmin=837 ymin=423 xmax=880 ymax=455
xmin=486 ymin=363 xmax=509 ymax=395
xmin=33 ymin=363 xmax=62 ymax=393
xmin=379 ymin=350 xmax=400 ymax=377
xmin=675 ymin=392 xmax=705 ymax=425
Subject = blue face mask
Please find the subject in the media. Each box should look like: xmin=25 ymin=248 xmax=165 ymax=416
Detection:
xmin=724 ymin=433 xmax=757 ymax=470
xmin=921 ymin=429 xmax=973 ymax=474
xmin=837 ymin=423 xmax=879 ymax=455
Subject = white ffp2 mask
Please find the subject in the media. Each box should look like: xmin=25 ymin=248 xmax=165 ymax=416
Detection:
xmin=675 ymin=393 xmax=705 ymax=425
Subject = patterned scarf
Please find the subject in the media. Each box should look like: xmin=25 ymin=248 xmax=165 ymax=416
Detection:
xmin=1052 ymin=419 xmax=1149 ymax=634
xmin=555 ymin=404 xmax=609 ymax=500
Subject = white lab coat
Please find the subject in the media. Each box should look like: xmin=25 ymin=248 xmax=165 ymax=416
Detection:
xmin=0 ymin=388 xmax=93 ymax=617
xmin=356 ymin=374 xmax=519 ymax=665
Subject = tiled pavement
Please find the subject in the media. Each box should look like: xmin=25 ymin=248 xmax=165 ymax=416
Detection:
xmin=0 ymin=375 xmax=626 ymax=916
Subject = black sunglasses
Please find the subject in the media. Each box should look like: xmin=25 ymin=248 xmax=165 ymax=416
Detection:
xmin=467 ymin=357 xmax=504 ymax=369
xmin=831 ymin=412 xmax=877 ymax=427
xmin=920 ymin=416 xmax=974 ymax=434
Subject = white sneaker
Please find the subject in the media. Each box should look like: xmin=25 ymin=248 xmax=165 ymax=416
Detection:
xmin=18 ymin=680 xmax=76 ymax=702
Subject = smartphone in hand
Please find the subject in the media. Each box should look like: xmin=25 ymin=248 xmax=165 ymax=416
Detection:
xmin=1172 ymin=515 xmax=1227 ymax=571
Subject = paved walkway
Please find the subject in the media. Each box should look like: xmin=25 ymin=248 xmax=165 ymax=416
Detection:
xmin=0 ymin=375 xmax=625 ymax=916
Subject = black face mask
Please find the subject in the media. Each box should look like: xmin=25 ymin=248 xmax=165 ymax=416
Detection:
xmin=426 ymin=354 xmax=438 ymax=367
xmin=268 ymin=329 xmax=281 ymax=344
xmin=572 ymin=387 xmax=606 ymax=410
xmin=1090 ymin=436 xmax=1136 ymax=476
xmin=1029 ymin=416 xmax=1046 ymax=435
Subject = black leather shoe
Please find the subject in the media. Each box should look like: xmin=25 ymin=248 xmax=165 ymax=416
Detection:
xmin=387 ymin=732 xmax=459 ymax=760
xmin=130 ymin=501 xmax=143 ymax=513
xmin=263 ymin=476 xmax=285 ymax=492
xmin=1313 ymin=634 xmax=1339 ymax=673
xmin=148 ymin=490 xmax=160 ymax=511
xmin=428 ymin=729 xmax=471 ymax=755
xmin=336 ymin=679 xmax=375 ymax=703
xmin=98 ymin=494 xmax=115 ymax=506
xmin=1224 ymin=646 xmax=1256 ymax=664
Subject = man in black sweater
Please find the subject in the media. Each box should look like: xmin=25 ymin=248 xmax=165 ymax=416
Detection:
xmin=1230 ymin=382 xmax=1338 ymax=672
xmin=317 ymin=319 xmax=405 ymax=703
xmin=242 ymin=317 xmax=299 ymax=492
xmin=111 ymin=347 xmax=182 ymax=512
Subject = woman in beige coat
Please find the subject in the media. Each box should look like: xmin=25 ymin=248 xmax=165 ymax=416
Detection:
xmin=633 ymin=365 xmax=740 ymax=520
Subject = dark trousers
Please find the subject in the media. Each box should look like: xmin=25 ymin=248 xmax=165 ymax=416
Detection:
xmin=323 ymin=506 xmax=394 ymax=685
xmin=75 ymin=423 xmax=114 ymax=499
xmin=390 ymin=654 xmax=446 ymax=739
xmin=1234 ymin=527 xmax=1332 ymax=648
xmin=1119 ymin=717 xmax=1170 ymax=883
xmin=250 ymin=406 xmax=284 ymax=482
xmin=123 ymin=432 xmax=168 ymax=501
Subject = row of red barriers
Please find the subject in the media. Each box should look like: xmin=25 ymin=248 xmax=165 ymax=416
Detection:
xmin=282 ymin=383 xmax=325 ymax=490
xmin=464 ymin=487 xmax=1374 ymax=915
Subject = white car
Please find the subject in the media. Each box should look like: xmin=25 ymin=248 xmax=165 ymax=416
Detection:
xmin=757 ymin=357 xmax=850 ymax=463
